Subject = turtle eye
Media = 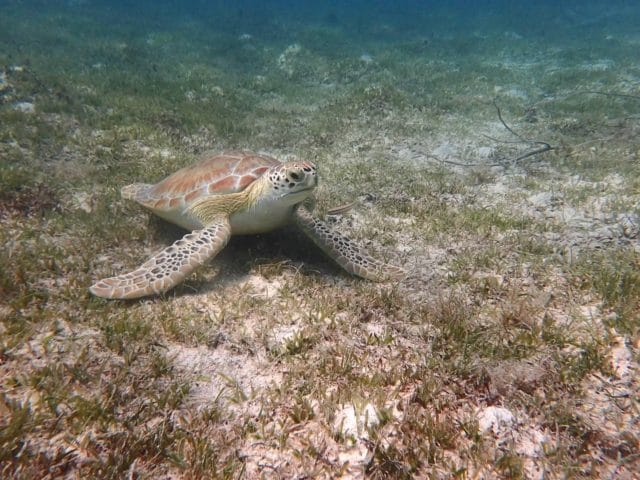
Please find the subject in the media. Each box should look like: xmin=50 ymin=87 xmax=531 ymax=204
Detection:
xmin=290 ymin=171 xmax=301 ymax=181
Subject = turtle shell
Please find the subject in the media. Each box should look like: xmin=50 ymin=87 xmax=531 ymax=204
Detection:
xmin=135 ymin=150 xmax=281 ymax=212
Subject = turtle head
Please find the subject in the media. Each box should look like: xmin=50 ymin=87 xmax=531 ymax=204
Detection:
xmin=264 ymin=161 xmax=318 ymax=205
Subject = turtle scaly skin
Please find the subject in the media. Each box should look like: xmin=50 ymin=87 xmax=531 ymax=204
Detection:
xmin=293 ymin=205 xmax=404 ymax=281
xmin=90 ymin=222 xmax=231 ymax=299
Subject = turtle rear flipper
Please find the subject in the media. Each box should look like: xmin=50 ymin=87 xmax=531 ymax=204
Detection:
xmin=90 ymin=219 xmax=231 ymax=299
xmin=121 ymin=183 xmax=153 ymax=201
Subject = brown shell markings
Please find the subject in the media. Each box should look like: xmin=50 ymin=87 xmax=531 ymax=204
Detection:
xmin=136 ymin=150 xmax=280 ymax=211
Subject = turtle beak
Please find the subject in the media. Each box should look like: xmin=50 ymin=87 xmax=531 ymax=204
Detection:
xmin=283 ymin=186 xmax=314 ymax=199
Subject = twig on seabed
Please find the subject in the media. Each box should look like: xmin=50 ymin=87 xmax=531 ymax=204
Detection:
xmin=490 ymin=98 xmax=555 ymax=165
xmin=427 ymin=99 xmax=555 ymax=169
xmin=583 ymin=90 xmax=640 ymax=101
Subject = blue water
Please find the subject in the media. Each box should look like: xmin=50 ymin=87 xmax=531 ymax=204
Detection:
xmin=1 ymin=0 xmax=638 ymax=144
xmin=5 ymin=1 xmax=639 ymax=48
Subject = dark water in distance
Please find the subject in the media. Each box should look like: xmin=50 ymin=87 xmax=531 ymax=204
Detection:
xmin=9 ymin=1 xmax=640 ymax=42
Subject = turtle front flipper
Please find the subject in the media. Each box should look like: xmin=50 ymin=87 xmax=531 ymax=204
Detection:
xmin=293 ymin=206 xmax=404 ymax=282
xmin=90 ymin=219 xmax=231 ymax=299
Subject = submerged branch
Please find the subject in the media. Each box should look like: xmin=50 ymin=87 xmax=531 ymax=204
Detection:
xmin=427 ymin=100 xmax=555 ymax=169
xmin=424 ymin=88 xmax=638 ymax=169
xmin=427 ymin=154 xmax=502 ymax=168
xmin=489 ymin=99 xmax=555 ymax=166
xmin=493 ymin=99 xmax=526 ymax=141
xmin=583 ymin=90 xmax=640 ymax=101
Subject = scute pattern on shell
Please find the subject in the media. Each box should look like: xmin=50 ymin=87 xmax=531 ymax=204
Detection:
xmin=136 ymin=150 xmax=281 ymax=211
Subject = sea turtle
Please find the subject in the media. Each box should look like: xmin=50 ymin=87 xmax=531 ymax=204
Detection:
xmin=90 ymin=150 xmax=403 ymax=299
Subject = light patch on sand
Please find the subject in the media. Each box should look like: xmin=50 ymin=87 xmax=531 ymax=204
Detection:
xmin=609 ymin=336 xmax=633 ymax=380
xmin=579 ymin=303 xmax=602 ymax=320
xmin=477 ymin=406 xmax=515 ymax=435
xmin=243 ymin=274 xmax=283 ymax=299
xmin=334 ymin=403 xmax=380 ymax=441
xmin=337 ymin=443 xmax=370 ymax=479
xmin=14 ymin=101 xmax=35 ymax=113
xmin=478 ymin=406 xmax=550 ymax=480
xmin=277 ymin=43 xmax=302 ymax=76
xmin=168 ymin=343 xmax=282 ymax=409
xmin=265 ymin=322 xmax=305 ymax=354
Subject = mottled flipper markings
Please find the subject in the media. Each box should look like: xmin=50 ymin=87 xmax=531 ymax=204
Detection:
xmin=293 ymin=206 xmax=404 ymax=281
xmin=90 ymin=219 xmax=231 ymax=299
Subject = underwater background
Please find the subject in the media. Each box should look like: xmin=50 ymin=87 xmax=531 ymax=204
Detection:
xmin=1 ymin=1 xmax=639 ymax=478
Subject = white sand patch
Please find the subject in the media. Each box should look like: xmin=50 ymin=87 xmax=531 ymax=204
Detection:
xmin=243 ymin=274 xmax=283 ymax=299
xmin=14 ymin=101 xmax=35 ymax=114
xmin=270 ymin=323 xmax=302 ymax=345
xmin=515 ymin=427 xmax=548 ymax=458
xmin=168 ymin=343 xmax=282 ymax=409
xmin=477 ymin=406 xmax=515 ymax=435
xmin=579 ymin=303 xmax=601 ymax=320
xmin=609 ymin=336 xmax=633 ymax=380
xmin=334 ymin=403 xmax=380 ymax=441
xmin=496 ymin=86 xmax=529 ymax=100
xmin=337 ymin=443 xmax=370 ymax=479
xmin=580 ymin=59 xmax=615 ymax=71
xmin=432 ymin=141 xmax=458 ymax=159
xmin=475 ymin=145 xmax=496 ymax=159
xmin=517 ymin=427 xmax=551 ymax=480
xmin=277 ymin=43 xmax=302 ymax=76
xmin=0 ymin=71 xmax=10 ymax=92
xmin=478 ymin=406 xmax=550 ymax=480
xmin=71 ymin=191 xmax=98 ymax=213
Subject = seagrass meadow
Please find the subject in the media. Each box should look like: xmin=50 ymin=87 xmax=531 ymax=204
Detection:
xmin=1 ymin=1 xmax=639 ymax=478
